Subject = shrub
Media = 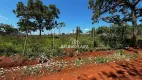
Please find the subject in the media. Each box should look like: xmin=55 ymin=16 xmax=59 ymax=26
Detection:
xmin=94 ymin=47 xmax=111 ymax=51
xmin=0 ymin=46 xmax=18 ymax=56
xmin=74 ymin=58 xmax=82 ymax=67
xmin=137 ymin=40 xmax=142 ymax=48
xmin=107 ymin=50 xmax=137 ymax=61
xmin=95 ymin=57 xmax=109 ymax=63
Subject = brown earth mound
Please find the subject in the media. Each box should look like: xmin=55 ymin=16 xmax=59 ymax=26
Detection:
xmin=0 ymin=55 xmax=38 ymax=68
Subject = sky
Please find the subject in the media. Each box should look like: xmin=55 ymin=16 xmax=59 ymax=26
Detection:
xmin=0 ymin=0 xmax=110 ymax=34
xmin=0 ymin=0 xmax=141 ymax=34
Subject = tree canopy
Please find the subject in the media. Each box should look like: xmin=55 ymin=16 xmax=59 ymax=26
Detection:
xmin=89 ymin=0 xmax=142 ymax=46
xmin=96 ymin=26 xmax=109 ymax=34
xmin=13 ymin=0 xmax=60 ymax=37
xmin=0 ymin=23 xmax=18 ymax=35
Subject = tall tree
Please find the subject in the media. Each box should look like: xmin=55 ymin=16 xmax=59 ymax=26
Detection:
xmin=92 ymin=27 xmax=95 ymax=47
xmin=76 ymin=26 xmax=81 ymax=40
xmin=34 ymin=1 xmax=60 ymax=37
xmin=13 ymin=0 xmax=60 ymax=37
xmin=13 ymin=1 xmax=36 ymax=36
xmin=89 ymin=0 xmax=142 ymax=46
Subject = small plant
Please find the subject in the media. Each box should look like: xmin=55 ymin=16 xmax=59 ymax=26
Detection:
xmin=0 ymin=68 xmax=5 ymax=77
xmin=57 ymin=60 xmax=65 ymax=72
xmin=38 ymin=53 xmax=49 ymax=63
xmin=95 ymin=57 xmax=109 ymax=63
xmin=81 ymin=58 xmax=91 ymax=65
xmin=106 ymin=50 xmax=137 ymax=61
xmin=50 ymin=67 xmax=55 ymax=73
xmin=11 ymin=55 xmax=20 ymax=62
xmin=23 ymin=66 xmax=42 ymax=76
xmin=74 ymin=58 xmax=82 ymax=67
xmin=94 ymin=47 xmax=111 ymax=51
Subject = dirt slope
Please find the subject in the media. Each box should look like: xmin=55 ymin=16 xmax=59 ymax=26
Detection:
xmin=24 ymin=58 xmax=142 ymax=80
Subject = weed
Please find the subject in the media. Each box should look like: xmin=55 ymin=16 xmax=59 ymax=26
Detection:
xmin=0 ymin=68 xmax=5 ymax=77
xmin=95 ymin=57 xmax=109 ymax=63
xmin=74 ymin=58 xmax=82 ymax=67
xmin=108 ymin=50 xmax=137 ymax=61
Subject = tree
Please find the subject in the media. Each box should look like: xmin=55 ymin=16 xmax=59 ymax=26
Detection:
xmin=17 ymin=19 xmax=37 ymax=36
xmin=96 ymin=26 xmax=109 ymax=35
xmin=76 ymin=26 xmax=79 ymax=40
xmin=33 ymin=0 xmax=60 ymax=37
xmin=57 ymin=22 xmax=66 ymax=35
xmin=86 ymin=30 xmax=91 ymax=35
xmin=89 ymin=0 xmax=142 ymax=46
xmin=13 ymin=0 xmax=37 ymax=55
xmin=76 ymin=26 xmax=82 ymax=40
xmin=79 ymin=29 xmax=83 ymax=34
xmin=0 ymin=23 xmax=18 ymax=35
xmin=92 ymin=27 xmax=95 ymax=47
xmin=13 ymin=1 xmax=36 ymax=36
xmin=137 ymin=24 xmax=142 ymax=36
xmin=13 ymin=0 xmax=60 ymax=37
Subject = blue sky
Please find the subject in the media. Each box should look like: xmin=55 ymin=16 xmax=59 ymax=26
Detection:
xmin=0 ymin=0 xmax=141 ymax=34
xmin=0 ymin=0 xmax=110 ymax=34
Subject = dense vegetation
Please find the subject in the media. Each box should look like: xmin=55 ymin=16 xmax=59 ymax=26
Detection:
xmin=0 ymin=0 xmax=142 ymax=59
xmin=89 ymin=0 xmax=142 ymax=46
xmin=1 ymin=23 xmax=142 ymax=58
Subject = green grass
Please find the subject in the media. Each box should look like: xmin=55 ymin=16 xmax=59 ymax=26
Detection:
xmin=0 ymin=34 xmax=139 ymax=59
xmin=0 ymin=35 xmax=103 ymax=58
xmin=95 ymin=57 xmax=109 ymax=63
xmin=95 ymin=50 xmax=137 ymax=63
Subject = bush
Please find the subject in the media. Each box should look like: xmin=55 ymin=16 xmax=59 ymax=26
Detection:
xmin=95 ymin=57 xmax=109 ymax=63
xmin=0 ymin=46 xmax=18 ymax=56
xmin=107 ymin=50 xmax=137 ymax=61
xmin=137 ymin=40 xmax=142 ymax=48
xmin=74 ymin=58 xmax=82 ymax=67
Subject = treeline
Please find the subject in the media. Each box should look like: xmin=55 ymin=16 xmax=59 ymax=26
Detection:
xmin=88 ymin=0 xmax=142 ymax=47
xmin=87 ymin=24 xmax=142 ymax=48
xmin=0 ymin=23 xmax=19 ymax=35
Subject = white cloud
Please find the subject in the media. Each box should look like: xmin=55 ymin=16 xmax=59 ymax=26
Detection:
xmin=0 ymin=15 xmax=8 ymax=20
xmin=84 ymin=28 xmax=90 ymax=31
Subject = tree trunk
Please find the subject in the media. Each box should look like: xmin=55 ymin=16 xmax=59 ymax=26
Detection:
xmin=131 ymin=9 xmax=137 ymax=47
xmin=52 ymin=30 xmax=55 ymax=49
xmin=76 ymin=27 xmax=78 ymax=40
xmin=76 ymin=34 xmax=78 ymax=40
xmin=26 ymin=30 xmax=29 ymax=37
xmin=23 ymin=29 xmax=28 ymax=55
xmin=93 ymin=27 xmax=95 ymax=47
xmin=39 ymin=27 xmax=42 ymax=38
xmin=59 ymin=28 xmax=61 ymax=35
xmin=122 ymin=25 xmax=124 ymax=44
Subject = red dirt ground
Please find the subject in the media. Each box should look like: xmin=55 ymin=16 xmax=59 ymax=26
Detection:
xmin=0 ymin=55 xmax=39 ymax=68
xmin=0 ymin=50 xmax=114 ymax=68
xmin=1 ymin=47 xmax=141 ymax=68
xmin=0 ymin=48 xmax=142 ymax=80
xmin=23 ymin=58 xmax=142 ymax=80
xmin=54 ymin=50 xmax=114 ymax=61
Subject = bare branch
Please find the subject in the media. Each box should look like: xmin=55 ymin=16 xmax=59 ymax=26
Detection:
xmin=117 ymin=0 xmax=132 ymax=7
xmin=123 ymin=0 xmax=133 ymax=8
xmin=134 ymin=0 xmax=140 ymax=6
